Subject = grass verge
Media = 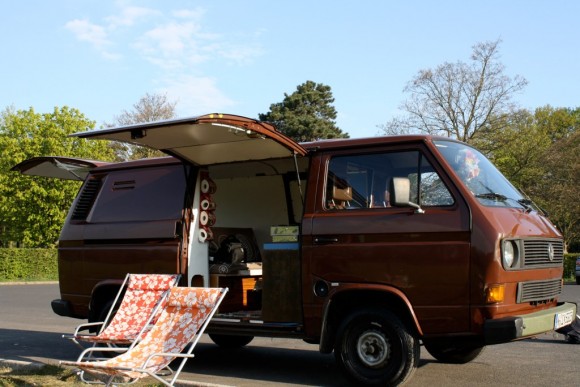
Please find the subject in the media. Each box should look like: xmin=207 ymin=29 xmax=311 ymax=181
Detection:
xmin=0 ymin=363 xmax=166 ymax=386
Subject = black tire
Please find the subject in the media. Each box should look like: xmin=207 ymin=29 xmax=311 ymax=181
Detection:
xmin=96 ymin=299 xmax=116 ymax=324
xmin=209 ymin=334 xmax=254 ymax=348
xmin=334 ymin=308 xmax=420 ymax=386
xmin=576 ymin=276 xmax=579 ymax=285
xmin=423 ymin=339 xmax=485 ymax=364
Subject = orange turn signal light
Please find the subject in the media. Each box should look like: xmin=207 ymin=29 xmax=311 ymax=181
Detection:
xmin=486 ymin=284 xmax=505 ymax=304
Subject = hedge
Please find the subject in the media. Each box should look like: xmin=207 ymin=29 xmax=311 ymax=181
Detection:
xmin=0 ymin=248 xmax=58 ymax=281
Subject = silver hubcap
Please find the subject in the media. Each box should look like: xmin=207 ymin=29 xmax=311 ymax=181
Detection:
xmin=357 ymin=329 xmax=390 ymax=368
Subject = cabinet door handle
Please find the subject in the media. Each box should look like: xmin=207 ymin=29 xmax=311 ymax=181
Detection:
xmin=314 ymin=236 xmax=339 ymax=244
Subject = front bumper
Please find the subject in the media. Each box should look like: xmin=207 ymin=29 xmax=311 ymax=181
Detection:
xmin=484 ymin=302 xmax=577 ymax=345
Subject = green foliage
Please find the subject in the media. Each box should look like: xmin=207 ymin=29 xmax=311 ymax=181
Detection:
xmin=472 ymin=109 xmax=551 ymax=186
xmin=0 ymin=363 xmax=166 ymax=386
xmin=259 ymin=80 xmax=348 ymax=142
xmin=0 ymin=106 xmax=115 ymax=247
xmin=473 ymin=106 xmax=580 ymax=251
xmin=563 ymin=254 xmax=579 ymax=280
xmin=0 ymin=248 xmax=57 ymax=281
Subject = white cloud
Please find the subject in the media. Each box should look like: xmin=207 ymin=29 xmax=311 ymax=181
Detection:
xmin=142 ymin=21 xmax=200 ymax=56
xmin=172 ymin=8 xmax=205 ymax=20
xmin=65 ymin=19 xmax=121 ymax=60
xmin=217 ymin=43 xmax=264 ymax=65
xmin=64 ymin=4 xmax=263 ymax=112
xmin=65 ymin=19 xmax=110 ymax=48
xmin=65 ymin=5 xmax=262 ymax=66
xmin=133 ymin=21 xmax=207 ymax=69
xmin=105 ymin=6 xmax=159 ymax=29
xmin=158 ymin=75 xmax=236 ymax=117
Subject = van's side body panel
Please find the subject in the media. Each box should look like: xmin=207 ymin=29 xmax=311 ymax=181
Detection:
xmin=301 ymin=139 xmax=472 ymax=338
xmin=57 ymin=157 xmax=190 ymax=319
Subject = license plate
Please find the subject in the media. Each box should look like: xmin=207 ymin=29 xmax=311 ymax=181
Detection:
xmin=554 ymin=309 xmax=575 ymax=330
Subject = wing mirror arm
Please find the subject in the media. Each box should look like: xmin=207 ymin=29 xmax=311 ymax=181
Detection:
xmin=390 ymin=177 xmax=425 ymax=214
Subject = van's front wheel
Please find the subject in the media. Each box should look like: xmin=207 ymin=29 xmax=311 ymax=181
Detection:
xmin=423 ymin=339 xmax=485 ymax=364
xmin=334 ymin=308 xmax=419 ymax=386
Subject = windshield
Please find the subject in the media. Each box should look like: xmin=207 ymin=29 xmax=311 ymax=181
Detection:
xmin=434 ymin=140 xmax=532 ymax=210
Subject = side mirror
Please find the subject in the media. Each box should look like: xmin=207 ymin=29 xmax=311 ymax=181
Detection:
xmin=391 ymin=177 xmax=410 ymax=205
xmin=390 ymin=177 xmax=425 ymax=214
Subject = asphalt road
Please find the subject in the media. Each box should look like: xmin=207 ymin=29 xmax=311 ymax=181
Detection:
xmin=0 ymin=282 xmax=578 ymax=386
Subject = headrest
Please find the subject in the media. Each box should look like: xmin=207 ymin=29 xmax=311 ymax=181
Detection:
xmin=333 ymin=185 xmax=353 ymax=201
xmin=128 ymin=274 xmax=179 ymax=291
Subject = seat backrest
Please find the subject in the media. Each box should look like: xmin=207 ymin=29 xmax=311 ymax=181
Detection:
xmin=97 ymin=274 xmax=180 ymax=341
xmin=332 ymin=184 xmax=353 ymax=209
xmin=103 ymin=287 xmax=227 ymax=379
xmin=332 ymin=185 xmax=353 ymax=201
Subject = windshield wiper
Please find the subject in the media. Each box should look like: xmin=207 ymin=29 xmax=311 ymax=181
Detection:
xmin=517 ymin=199 xmax=534 ymax=212
xmin=475 ymin=192 xmax=508 ymax=201
xmin=475 ymin=193 xmax=535 ymax=212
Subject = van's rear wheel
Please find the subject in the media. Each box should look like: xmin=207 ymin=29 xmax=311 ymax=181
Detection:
xmin=209 ymin=334 xmax=254 ymax=348
xmin=334 ymin=308 xmax=419 ymax=386
xmin=423 ymin=339 xmax=485 ymax=363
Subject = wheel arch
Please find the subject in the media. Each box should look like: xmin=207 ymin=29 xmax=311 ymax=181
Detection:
xmin=319 ymin=285 xmax=422 ymax=353
xmin=88 ymin=279 xmax=125 ymax=323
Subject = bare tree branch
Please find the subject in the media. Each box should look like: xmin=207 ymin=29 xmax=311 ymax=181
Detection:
xmin=383 ymin=39 xmax=528 ymax=142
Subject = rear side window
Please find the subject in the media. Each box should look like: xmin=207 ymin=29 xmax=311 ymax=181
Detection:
xmin=326 ymin=150 xmax=453 ymax=210
xmin=87 ymin=165 xmax=187 ymax=222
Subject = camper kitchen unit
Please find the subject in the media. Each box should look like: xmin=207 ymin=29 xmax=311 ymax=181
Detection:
xmin=14 ymin=113 xmax=576 ymax=386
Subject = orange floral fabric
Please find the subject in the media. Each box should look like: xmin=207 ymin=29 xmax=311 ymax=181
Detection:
xmin=77 ymin=274 xmax=179 ymax=344
xmin=70 ymin=287 xmax=225 ymax=380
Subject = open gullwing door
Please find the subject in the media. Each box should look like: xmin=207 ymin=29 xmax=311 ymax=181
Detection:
xmin=11 ymin=157 xmax=110 ymax=181
xmin=71 ymin=113 xmax=307 ymax=165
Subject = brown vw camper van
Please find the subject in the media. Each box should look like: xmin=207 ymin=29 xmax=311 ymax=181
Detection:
xmin=14 ymin=113 xmax=576 ymax=385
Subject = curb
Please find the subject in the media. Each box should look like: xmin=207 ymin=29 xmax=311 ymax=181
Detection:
xmin=0 ymin=281 xmax=59 ymax=286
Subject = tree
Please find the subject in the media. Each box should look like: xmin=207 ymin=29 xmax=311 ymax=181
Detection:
xmin=259 ymin=81 xmax=348 ymax=142
xmin=380 ymin=39 xmax=528 ymax=142
xmin=0 ymin=106 xmax=115 ymax=247
xmin=472 ymin=109 xmax=550 ymax=186
xmin=536 ymin=128 xmax=579 ymax=251
xmin=106 ymin=93 xmax=178 ymax=160
xmin=473 ymin=106 xmax=580 ymax=251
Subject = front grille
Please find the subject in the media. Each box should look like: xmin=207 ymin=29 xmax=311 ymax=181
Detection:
xmin=522 ymin=239 xmax=563 ymax=268
xmin=517 ymin=279 xmax=562 ymax=303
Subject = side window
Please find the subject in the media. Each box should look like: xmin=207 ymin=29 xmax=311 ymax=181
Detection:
xmin=326 ymin=150 xmax=453 ymax=210
xmin=90 ymin=165 xmax=187 ymax=222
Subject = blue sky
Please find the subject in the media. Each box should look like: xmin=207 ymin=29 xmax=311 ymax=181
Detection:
xmin=1 ymin=0 xmax=578 ymax=138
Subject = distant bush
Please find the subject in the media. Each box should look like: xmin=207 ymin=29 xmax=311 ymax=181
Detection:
xmin=0 ymin=248 xmax=57 ymax=281
xmin=563 ymin=253 xmax=578 ymax=281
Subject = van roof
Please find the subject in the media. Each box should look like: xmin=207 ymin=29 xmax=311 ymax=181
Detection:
xmin=300 ymin=134 xmax=440 ymax=152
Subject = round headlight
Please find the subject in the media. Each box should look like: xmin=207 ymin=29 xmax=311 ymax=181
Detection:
xmin=503 ymin=240 xmax=517 ymax=268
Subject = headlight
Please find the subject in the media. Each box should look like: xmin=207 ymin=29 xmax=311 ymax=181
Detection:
xmin=502 ymin=240 xmax=519 ymax=269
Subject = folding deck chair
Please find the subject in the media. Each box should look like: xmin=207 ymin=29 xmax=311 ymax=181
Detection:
xmin=64 ymin=273 xmax=180 ymax=351
xmin=61 ymin=286 xmax=228 ymax=387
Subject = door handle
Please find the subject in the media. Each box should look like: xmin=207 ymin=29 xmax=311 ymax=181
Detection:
xmin=314 ymin=236 xmax=339 ymax=244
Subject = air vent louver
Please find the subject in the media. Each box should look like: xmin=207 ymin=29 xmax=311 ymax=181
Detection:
xmin=71 ymin=178 xmax=102 ymax=221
